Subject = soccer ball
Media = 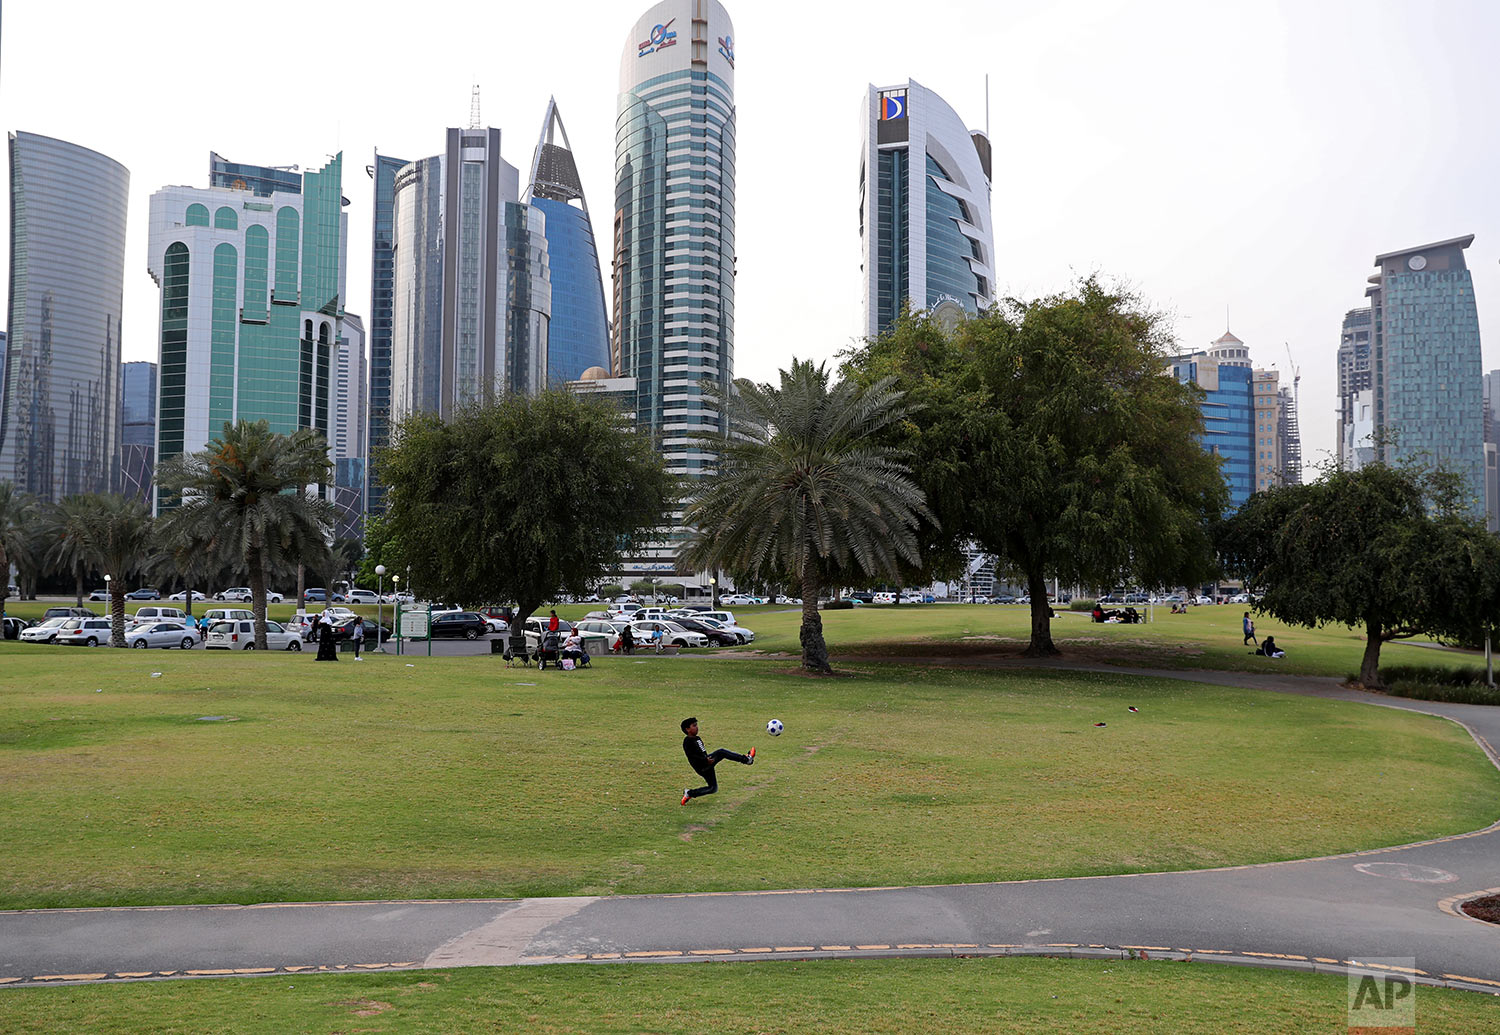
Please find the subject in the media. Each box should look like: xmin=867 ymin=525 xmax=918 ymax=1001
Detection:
xmin=766 ymin=718 xmax=784 ymax=736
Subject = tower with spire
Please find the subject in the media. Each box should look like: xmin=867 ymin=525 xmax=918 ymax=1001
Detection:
xmin=524 ymin=97 xmax=611 ymax=383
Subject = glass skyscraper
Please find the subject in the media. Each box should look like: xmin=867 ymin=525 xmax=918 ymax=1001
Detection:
xmin=615 ymin=0 xmax=737 ymax=478
xmin=526 ymin=98 xmax=611 ymax=384
xmin=861 ymin=80 xmax=994 ymax=338
xmin=208 ymin=152 xmax=302 ymax=198
xmin=389 ymin=127 xmax=550 ymax=423
xmin=147 ymin=154 xmax=347 ymax=512
xmin=1365 ymin=235 xmax=1485 ymax=512
xmin=1 ymin=132 xmax=129 ymax=502
xmin=121 ymin=360 xmax=157 ymax=503
xmin=365 ymin=151 xmax=408 ymax=518
xmin=1169 ymin=341 xmax=1255 ymax=512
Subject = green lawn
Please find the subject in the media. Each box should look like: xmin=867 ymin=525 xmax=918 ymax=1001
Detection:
xmin=2 ymin=958 xmax=1495 ymax=1034
xmin=1 ymin=644 xmax=1494 ymax=908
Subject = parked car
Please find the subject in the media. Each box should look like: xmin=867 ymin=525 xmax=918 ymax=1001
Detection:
xmin=693 ymin=610 xmax=739 ymax=630
xmin=304 ymin=587 xmax=329 ymax=602
xmin=720 ymin=594 xmax=760 ymax=606
xmin=608 ymin=602 xmax=643 ymax=619
xmin=43 ymin=606 xmax=97 ymax=621
xmin=1230 ymin=593 xmax=1251 ymax=604
xmin=57 ymin=617 xmax=113 ymax=646
xmin=205 ymin=619 xmax=300 ymax=650
xmin=324 ymin=616 xmax=391 ymax=643
xmin=125 ymin=588 xmax=161 ymax=600
xmin=626 ymin=620 xmax=709 ymax=649
xmin=199 ymin=608 xmax=255 ymax=637
xmin=20 ymin=617 xmax=68 ymax=643
xmin=87 ymin=588 xmax=110 ymax=602
xmin=696 ymin=615 xmax=755 ymax=644
xmin=169 ymin=590 xmax=208 ymax=602
xmin=571 ymin=620 xmax=622 ymax=654
xmin=429 ymin=611 xmax=489 ymax=640
xmin=343 ymin=588 xmax=380 ymax=605
xmin=128 ymin=606 xmax=190 ymax=627
xmin=1193 ymin=595 xmax=1214 ymax=606
xmin=670 ymin=616 xmax=739 ymax=647
xmin=124 ymin=622 xmax=197 ymax=650
xmin=522 ymin=616 xmax=576 ymax=650
xmin=2 ymin=616 xmax=32 ymax=639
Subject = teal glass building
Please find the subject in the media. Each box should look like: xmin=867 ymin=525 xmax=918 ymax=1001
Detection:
xmin=1169 ymin=351 xmax=1255 ymax=511
xmin=147 ymin=154 xmax=347 ymax=512
xmin=1365 ymin=235 xmax=1485 ymax=512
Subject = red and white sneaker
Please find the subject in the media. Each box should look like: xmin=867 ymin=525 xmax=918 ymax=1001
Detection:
xmin=681 ymin=788 xmax=691 ymax=805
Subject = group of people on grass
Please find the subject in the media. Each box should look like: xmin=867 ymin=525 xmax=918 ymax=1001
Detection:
xmin=1243 ymin=612 xmax=1285 ymax=658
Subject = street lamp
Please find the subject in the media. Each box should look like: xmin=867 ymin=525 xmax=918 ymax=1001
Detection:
xmin=709 ymin=577 xmax=717 ymax=609
xmin=375 ymin=565 xmax=386 ymax=651
xmin=392 ymin=575 xmax=402 ymax=657
xmin=650 ymin=578 xmax=658 ymax=606
xmin=104 ymin=573 xmax=111 ymax=609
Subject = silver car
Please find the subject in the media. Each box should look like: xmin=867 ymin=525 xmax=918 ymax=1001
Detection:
xmin=205 ymin=619 xmax=300 ymax=651
xmin=124 ymin=622 xmax=197 ymax=650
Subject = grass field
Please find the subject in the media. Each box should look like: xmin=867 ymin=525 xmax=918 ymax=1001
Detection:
xmin=1 ymin=643 xmax=1494 ymax=909
xmin=1 ymin=957 xmax=1496 ymax=1034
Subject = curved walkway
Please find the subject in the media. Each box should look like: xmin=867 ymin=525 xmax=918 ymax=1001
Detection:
xmin=2 ymin=661 xmax=1497 ymax=993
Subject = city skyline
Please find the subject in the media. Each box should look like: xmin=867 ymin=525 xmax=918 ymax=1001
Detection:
xmin=3 ymin=0 xmax=1500 ymax=476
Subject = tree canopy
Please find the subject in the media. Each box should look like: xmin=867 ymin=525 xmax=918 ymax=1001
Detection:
xmin=681 ymin=359 xmax=930 ymax=672
xmin=379 ymin=389 xmax=675 ymax=650
xmin=1219 ymin=461 xmax=1500 ymax=688
xmin=844 ymin=278 xmax=1227 ymax=655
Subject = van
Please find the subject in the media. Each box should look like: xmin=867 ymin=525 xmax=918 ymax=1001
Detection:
xmin=129 ymin=606 xmax=188 ymax=626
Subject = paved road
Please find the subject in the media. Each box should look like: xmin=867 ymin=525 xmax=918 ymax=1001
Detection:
xmin=2 ymin=662 xmax=1497 ymax=993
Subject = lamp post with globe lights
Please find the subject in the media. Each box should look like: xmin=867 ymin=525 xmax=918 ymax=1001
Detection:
xmin=709 ymin=576 xmax=717 ymax=609
xmin=392 ymin=574 xmax=402 ymax=656
xmin=375 ymin=565 xmax=387 ymax=651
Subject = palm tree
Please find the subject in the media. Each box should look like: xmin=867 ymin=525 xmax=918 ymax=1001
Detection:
xmin=156 ymin=420 xmax=333 ymax=649
xmin=43 ymin=495 xmax=98 ymax=607
xmin=681 ymin=360 xmax=931 ymax=673
xmin=0 ymin=481 xmax=38 ymax=615
xmin=86 ymin=495 xmax=154 ymax=647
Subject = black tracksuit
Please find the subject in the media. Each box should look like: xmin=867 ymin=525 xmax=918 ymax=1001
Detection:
xmin=683 ymin=735 xmax=750 ymax=798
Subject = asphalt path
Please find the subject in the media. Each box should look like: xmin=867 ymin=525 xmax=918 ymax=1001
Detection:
xmin=2 ymin=660 xmax=1498 ymax=993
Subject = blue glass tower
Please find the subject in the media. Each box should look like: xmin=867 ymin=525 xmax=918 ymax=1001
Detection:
xmin=208 ymin=152 xmax=302 ymax=197
xmin=526 ymin=100 xmax=610 ymax=383
xmin=1169 ymin=349 xmax=1255 ymax=511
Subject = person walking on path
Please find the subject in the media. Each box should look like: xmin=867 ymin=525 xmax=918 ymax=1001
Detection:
xmin=680 ymin=717 xmax=754 ymax=804
xmin=351 ymin=615 xmax=365 ymax=659
xmin=1242 ymin=611 xmax=1258 ymax=647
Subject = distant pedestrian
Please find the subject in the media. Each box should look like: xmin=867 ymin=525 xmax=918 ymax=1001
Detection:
xmin=1242 ymin=612 xmax=1257 ymax=646
xmin=621 ymin=623 xmax=635 ymax=655
xmin=352 ymin=615 xmax=365 ymax=659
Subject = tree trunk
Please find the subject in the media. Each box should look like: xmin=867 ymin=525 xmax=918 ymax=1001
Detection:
xmin=248 ymin=545 xmax=269 ymax=650
xmin=799 ymin=573 xmax=831 ymax=674
xmin=297 ymin=563 xmax=306 ymax=614
xmin=110 ymin=584 xmax=127 ymax=648
xmin=75 ymin=567 xmax=84 ymax=608
xmin=1022 ymin=565 xmax=1059 ymax=657
xmin=513 ymin=598 xmax=538 ymax=656
xmin=1358 ymin=620 xmax=1385 ymax=689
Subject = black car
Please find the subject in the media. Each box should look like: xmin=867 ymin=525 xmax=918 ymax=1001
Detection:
xmin=327 ymin=616 xmax=393 ymax=644
xmin=125 ymin=588 xmax=161 ymax=600
xmin=670 ymin=617 xmax=738 ymax=647
xmin=429 ymin=612 xmax=488 ymax=640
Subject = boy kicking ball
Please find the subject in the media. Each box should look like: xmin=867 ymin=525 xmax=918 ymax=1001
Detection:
xmin=680 ymin=716 xmax=754 ymax=804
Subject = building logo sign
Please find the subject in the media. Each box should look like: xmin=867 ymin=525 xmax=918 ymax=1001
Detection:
xmin=880 ymin=92 xmax=907 ymax=121
xmin=639 ymin=19 xmax=678 ymax=57
xmin=718 ymin=34 xmax=734 ymax=66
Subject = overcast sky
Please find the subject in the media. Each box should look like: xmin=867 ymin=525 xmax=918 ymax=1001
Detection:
xmin=4 ymin=0 xmax=1498 ymax=472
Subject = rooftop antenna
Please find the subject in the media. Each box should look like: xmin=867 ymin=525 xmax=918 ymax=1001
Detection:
xmin=984 ymin=74 xmax=990 ymax=138
xmin=469 ymin=83 xmax=482 ymax=130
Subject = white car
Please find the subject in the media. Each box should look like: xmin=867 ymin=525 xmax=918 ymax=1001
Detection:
xmin=20 ymin=617 xmax=69 ymax=643
xmin=169 ymin=590 xmax=208 ymax=602
xmin=693 ymin=610 xmax=738 ymax=629
xmin=627 ymin=620 xmax=709 ymax=649
xmin=1193 ymin=595 xmax=1214 ymax=605
xmin=56 ymin=617 xmax=113 ymax=646
xmin=214 ymin=588 xmax=285 ymax=603
xmin=608 ymin=602 xmax=643 ymax=620
xmin=719 ymin=594 xmax=758 ymax=606
xmin=125 ymin=622 xmax=197 ymax=650
xmin=344 ymin=589 xmax=380 ymax=604
xmin=205 ymin=619 xmax=300 ymax=651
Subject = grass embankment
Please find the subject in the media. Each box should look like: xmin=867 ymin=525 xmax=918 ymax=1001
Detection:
xmin=1 ymin=958 xmax=1495 ymax=1034
xmin=1 ymin=645 xmax=1494 ymax=909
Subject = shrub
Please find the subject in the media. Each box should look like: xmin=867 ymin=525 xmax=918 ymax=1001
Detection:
xmin=1349 ymin=664 xmax=1500 ymax=705
xmin=1069 ymin=598 xmax=1097 ymax=612
xmin=822 ymin=599 xmax=855 ymax=610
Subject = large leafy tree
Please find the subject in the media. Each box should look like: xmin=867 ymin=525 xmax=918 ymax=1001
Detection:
xmin=156 ymin=420 xmax=334 ymax=649
xmin=380 ymin=390 xmax=675 ymax=653
xmin=681 ymin=360 xmax=931 ymax=674
xmin=0 ymin=481 xmax=39 ymax=614
xmin=1219 ymin=462 xmax=1500 ymax=689
xmin=43 ymin=495 xmax=100 ymax=607
xmin=86 ymin=495 xmax=155 ymax=647
xmin=844 ymin=279 xmax=1227 ymax=656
